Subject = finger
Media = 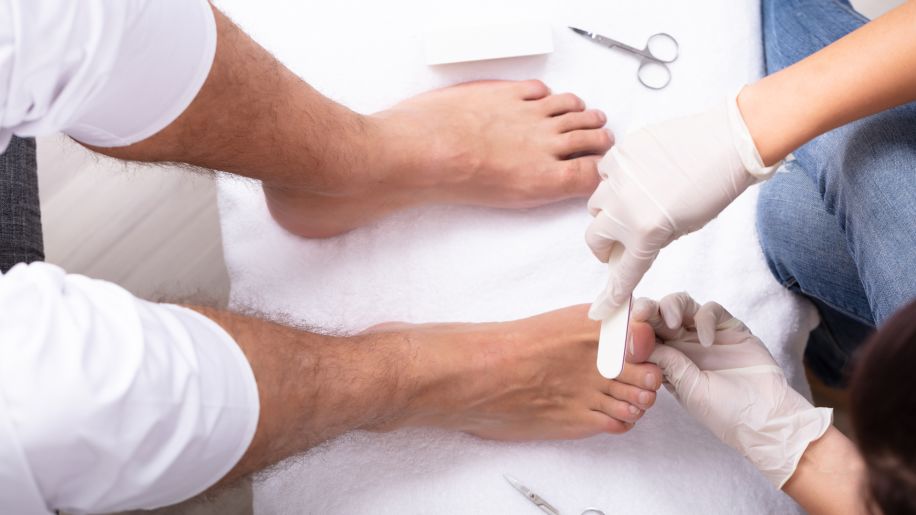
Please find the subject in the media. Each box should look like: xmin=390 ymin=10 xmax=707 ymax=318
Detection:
xmin=584 ymin=209 xmax=622 ymax=263
xmin=588 ymin=247 xmax=654 ymax=320
xmin=648 ymin=345 xmax=702 ymax=401
xmin=658 ymin=292 xmax=702 ymax=331
xmin=552 ymin=109 xmax=608 ymax=133
xmin=586 ymin=178 xmax=612 ymax=217
xmin=594 ymin=393 xmax=644 ymax=423
xmin=596 ymin=146 xmax=625 ymax=180
xmin=605 ymin=379 xmax=658 ymax=410
xmin=630 ymin=297 xmax=661 ymax=326
xmin=694 ymin=301 xmax=749 ymax=347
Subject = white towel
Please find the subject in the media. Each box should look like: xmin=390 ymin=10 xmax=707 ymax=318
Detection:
xmin=216 ymin=0 xmax=819 ymax=512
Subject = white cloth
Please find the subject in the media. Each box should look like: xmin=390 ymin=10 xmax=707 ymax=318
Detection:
xmin=0 ymin=263 xmax=259 ymax=514
xmin=0 ymin=0 xmax=216 ymax=151
xmin=216 ymin=0 xmax=819 ymax=513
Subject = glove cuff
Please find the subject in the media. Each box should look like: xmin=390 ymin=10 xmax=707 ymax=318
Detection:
xmin=758 ymin=405 xmax=834 ymax=489
xmin=726 ymin=90 xmax=783 ymax=181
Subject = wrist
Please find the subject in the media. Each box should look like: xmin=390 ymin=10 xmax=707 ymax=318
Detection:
xmin=736 ymin=72 xmax=826 ymax=167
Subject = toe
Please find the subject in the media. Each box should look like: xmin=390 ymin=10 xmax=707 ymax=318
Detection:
xmin=616 ymin=362 xmax=663 ymax=391
xmin=556 ymin=129 xmax=614 ymax=158
xmin=543 ymin=157 xmax=601 ymax=200
xmin=514 ymin=79 xmax=551 ymax=100
xmin=626 ymin=322 xmax=656 ymax=363
xmin=605 ymin=380 xmax=657 ymax=410
xmin=595 ymin=394 xmax=644 ymax=424
xmin=537 ymin=92 xmax=586 ymax=116
xmin=553 ymin=109 xmax=607 ymax=133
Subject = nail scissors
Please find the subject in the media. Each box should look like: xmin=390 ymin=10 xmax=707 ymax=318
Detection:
xmin=569 ymin=26 xmax=679 ymax=90
xmin=504 ymin=475 xmax=606 ymax=515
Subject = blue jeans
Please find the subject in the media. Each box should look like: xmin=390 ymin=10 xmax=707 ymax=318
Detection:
xmin=756 ymin=0 xmax=916 ymax=386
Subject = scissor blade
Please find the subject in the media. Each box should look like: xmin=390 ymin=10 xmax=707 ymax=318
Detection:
xmin=503 ymin=475 xmax=561 ymax=515
xmin=503 ymin=474 xmax=530 ymax=496
xmin=569 ymin=26 xmax=593 ymax=39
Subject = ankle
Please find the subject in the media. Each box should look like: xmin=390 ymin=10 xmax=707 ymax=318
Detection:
xmin=393 ymin=330 xmax=495 ymax=431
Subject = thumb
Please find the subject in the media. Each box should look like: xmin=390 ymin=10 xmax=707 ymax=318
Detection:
xmin=649 ymin=344 xmax=703 ymax=404
xmin=589 ymin=247 xmax=655 ymax=320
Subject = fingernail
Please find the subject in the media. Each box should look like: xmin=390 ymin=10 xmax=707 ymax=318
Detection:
xmin=627 ymin=332 xmax=635 ymax=356
xmin=644 ymin=373 xmax=656 ymax=389
xmin=628 ymin=404 xmax=640 ymax=415
xmin=598 ymin=110 xmax=607 ymax=123
xmin=638 ymin=391 xmax=652 ymax=406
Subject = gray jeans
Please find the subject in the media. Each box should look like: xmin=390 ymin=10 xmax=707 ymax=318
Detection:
xmin=0 ymin=137 xmax=44 ymax=272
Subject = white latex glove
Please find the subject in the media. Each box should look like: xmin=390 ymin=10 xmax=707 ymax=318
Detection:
xmin=636 ymin=293 xmax=832 ymax=489
xmin=587 ymin=93 xmax=779 ymax=320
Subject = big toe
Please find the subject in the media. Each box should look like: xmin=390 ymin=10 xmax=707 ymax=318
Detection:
xmin=627 ymin=321 xmax=656 ymax=363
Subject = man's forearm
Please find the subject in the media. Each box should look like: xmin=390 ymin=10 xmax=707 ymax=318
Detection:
xmin=738 ymin=0 xmax=916 ymax=165
xmin=90 ymin=4 xmax=390 ymax=196
xmin=782 ymin=426 xmax=866 ymax=515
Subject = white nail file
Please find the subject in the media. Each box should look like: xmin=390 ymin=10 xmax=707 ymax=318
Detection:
xmin=423 ymin=22 xmax=554 ymax=65
xmin=596 ymin=247 xmax=631 ymax=379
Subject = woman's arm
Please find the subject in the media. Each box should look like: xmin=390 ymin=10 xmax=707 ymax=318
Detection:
xmin=783 ymin=426 xmax=867 ymax=515
xmin=739 ymin=1 xmax=916 ymax=165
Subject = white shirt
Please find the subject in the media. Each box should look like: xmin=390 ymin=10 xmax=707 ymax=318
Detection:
xmin=0 ymin=1 xmax=260 ymax=513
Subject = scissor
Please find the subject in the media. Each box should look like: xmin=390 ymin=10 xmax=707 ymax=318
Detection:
xmin=504 ymin=475 xmax=606 ymax=515
xmin=569 ymin=26 xmax=679 ymax=90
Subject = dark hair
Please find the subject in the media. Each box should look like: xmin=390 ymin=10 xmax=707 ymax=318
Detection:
xmin=850 ymin=299 xmax=916 ymax=515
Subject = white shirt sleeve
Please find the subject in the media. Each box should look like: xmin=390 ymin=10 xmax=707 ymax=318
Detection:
xmin=0 ymin=263 xmax=259 ymax=514
xmin=0 ymin=0 xmax=216 ymax=151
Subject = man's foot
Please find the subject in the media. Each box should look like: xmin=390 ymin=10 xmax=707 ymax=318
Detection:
xmin=365 ymin=305 xmax=661 ymax=440
xmin=265 ymin=80 xmax=613 ymax=238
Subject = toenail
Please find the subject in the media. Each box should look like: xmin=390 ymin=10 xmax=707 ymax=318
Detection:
xmin=644 ymin=373 xmax=656 ymax=389
xmin=639 ymin=391 xmax=652 ymax=406
xmin=628 ymin=404 xmax=640 ymax=415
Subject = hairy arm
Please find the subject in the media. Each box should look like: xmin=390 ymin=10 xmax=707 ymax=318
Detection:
xmin=739 ymin=0 xmax=916 ymax=165
xmin=783 ymin=426 xmax=867 ymax=515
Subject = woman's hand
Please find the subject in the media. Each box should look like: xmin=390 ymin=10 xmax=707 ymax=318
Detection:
xmin=634 ymin=292 xmax=832 ymax=488
xmin=586 ymin=95 xmax=777 ymax=320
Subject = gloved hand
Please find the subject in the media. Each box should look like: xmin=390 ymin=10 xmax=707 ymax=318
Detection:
xmin=636 ymin=292 xmax=832 ymax=489
xmin=586 ymin=93 xmax=779 ymax=320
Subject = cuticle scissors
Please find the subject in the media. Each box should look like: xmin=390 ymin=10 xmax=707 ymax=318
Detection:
xmin=504 ymin=474 xmax=606 ymax=515
xmin=570 ymin=26 xmax=679 ymax=90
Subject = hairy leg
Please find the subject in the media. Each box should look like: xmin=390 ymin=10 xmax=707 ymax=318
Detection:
xmin=90 ymin=6 xmax=610 ymax=240
xmin=265 ymin=80 xmax=612 ymax=238
xmin=362 ymin=305 xmax=660 ymax=440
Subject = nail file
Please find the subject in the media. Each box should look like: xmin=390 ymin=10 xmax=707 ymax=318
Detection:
xmin=423 ymin=22 xmax=554 ymax=65
xmin=596 ymin=246 xmax=631 ymax=379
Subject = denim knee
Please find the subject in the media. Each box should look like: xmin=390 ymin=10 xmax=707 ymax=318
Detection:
xmin=756 ymin=165 xmax=875 ymax=325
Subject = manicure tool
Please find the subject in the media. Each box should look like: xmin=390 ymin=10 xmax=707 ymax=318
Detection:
xmin=596 ymin=245 xmax=632 ymax=380
xmin=504 ymin=475 xmax=606 ymax=515
xmin=569 ymin=26 xmax=679 ymax=90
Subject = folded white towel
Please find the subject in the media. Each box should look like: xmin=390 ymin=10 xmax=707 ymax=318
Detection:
xmin=216 ymin=0 xmax=819 ymax=512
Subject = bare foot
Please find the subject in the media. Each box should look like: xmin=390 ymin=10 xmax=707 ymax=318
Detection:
xmin=365 ymin=305 xmax=661 ymax=441
xmin=265 ymin=80 xmax=613 ymax=238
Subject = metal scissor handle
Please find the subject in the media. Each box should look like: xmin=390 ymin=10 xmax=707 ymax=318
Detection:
xmin=636 ymin=32 xmax=679 ymax=90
